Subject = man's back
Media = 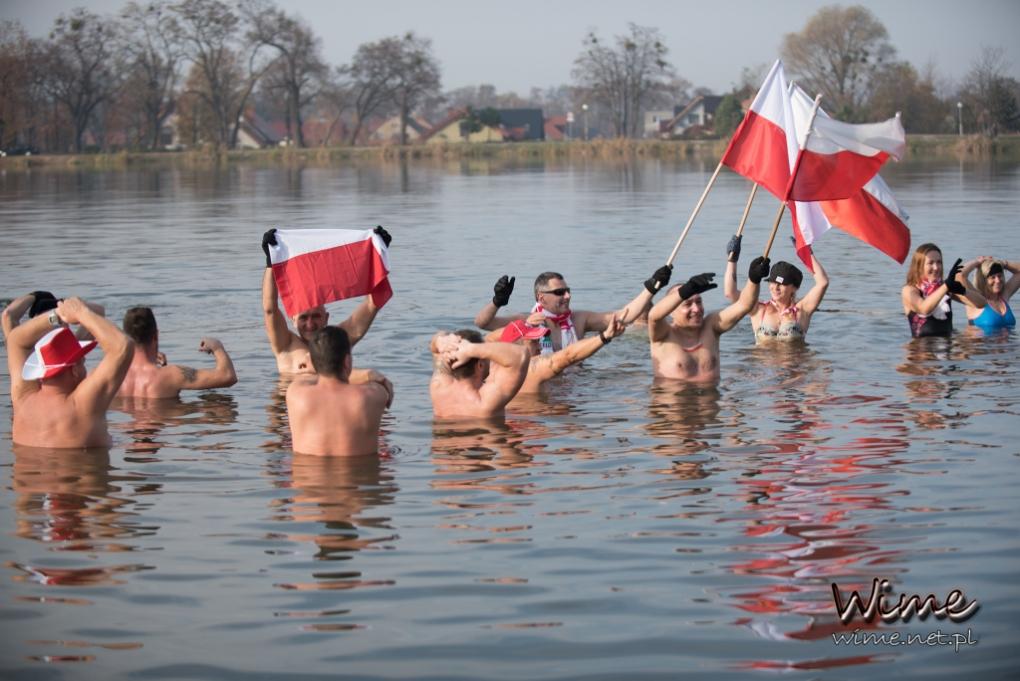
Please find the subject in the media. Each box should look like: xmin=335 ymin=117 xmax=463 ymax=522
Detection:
xmin=14 ymin=388 xmax=113 ymax=449
xmin=286 ymin=376 xmax=388 ymax=456
xmin=118 ymin=357 xmax=183 ymax=399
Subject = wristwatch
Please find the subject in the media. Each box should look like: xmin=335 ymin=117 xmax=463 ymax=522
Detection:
xmin=48 ymin=310 xmax=61 ymax=328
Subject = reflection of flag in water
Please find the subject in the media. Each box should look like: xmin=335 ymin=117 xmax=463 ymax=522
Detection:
xmin=720 ymin=60 xmax=796 ymax=200
xmin=788 ymin=86 xmax=911 ymax=264
xmin=269 ymin=229 xmax=392 ymax=317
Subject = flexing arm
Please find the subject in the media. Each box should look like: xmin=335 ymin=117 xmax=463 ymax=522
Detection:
xmin=262 ymin=268 xmax=293 ymax=354
xmin=340 ymin=296 xmax=380 ymax=346
xmin=173 ymin=337 xmax=238 ymax=391
xmin=56 ymin=298 xmax=134 ymax=415
xmin=796 ymin=252 xmax=830 ymax=317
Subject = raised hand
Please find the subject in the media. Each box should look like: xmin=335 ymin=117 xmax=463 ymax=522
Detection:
xmin=492 ymin=275 xmax=515 ymax=307
xmin=374 ymin=225 xmax=392 ymax=247
xmin=727 ymin=234 xmax=742 ymax=262
xmin=945 ymin=258 xmax=965 ymax=295
xmin=199 ymin=337 xmax=224 ymax=354
xmin=261 ymin=228 xmax=278 ymax=268
xmin=678 ymin=273 xmax=717 ymax=300
xmin=644 ymin=265 xmax=673 ymax=294
xmin=748 ymin=256 xmax=770 ymax=284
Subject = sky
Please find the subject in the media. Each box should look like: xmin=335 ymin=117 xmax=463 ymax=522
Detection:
xmin=4 ymin=0 xmax=1019 ymax=96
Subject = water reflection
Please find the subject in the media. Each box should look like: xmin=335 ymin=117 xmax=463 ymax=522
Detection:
xmin=113 ymin=393 xmax=239 ymax=459
xmin=8 ymin=445 xmax=156 ymax=583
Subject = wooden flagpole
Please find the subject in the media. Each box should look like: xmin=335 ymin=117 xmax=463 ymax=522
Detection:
xmin=735 ymin=183 xmax=759 ymax=236
xmin=666 ymin=161 xmax=724 ymax=266
xmin=762 ymin=93 xmax=823 ymax=259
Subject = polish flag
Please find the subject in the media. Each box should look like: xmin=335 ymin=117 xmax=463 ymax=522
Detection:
xmin=268 ymin=229 xmax=392 ymax=317
xmin=720 ymin=60 xmax=797 ymax=201
xmin=788 ymin=86 xmax=910 ymax=264
xmin=786 ymin=94 xmax=905 ymax=202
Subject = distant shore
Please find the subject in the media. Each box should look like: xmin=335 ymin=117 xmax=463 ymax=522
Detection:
xmin=3 ymin=135 xmax=1018 ymax=171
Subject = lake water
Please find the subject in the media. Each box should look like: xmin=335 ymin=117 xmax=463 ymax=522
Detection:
xmin=1 ymin=156 xmax=1018 ymax=680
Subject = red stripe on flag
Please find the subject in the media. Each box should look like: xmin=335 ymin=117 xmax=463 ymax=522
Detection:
xmin=820 ymin=190 xmax=911 ymax=264
xmin=271 ymin=238 xmax=392 ymax=317
xmin=788 ymin=150 xmax=889 ymax=201
xmin=720 ymin=110 xmax=791 ymax=200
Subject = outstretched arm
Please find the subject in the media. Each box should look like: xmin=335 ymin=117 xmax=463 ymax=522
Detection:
xmin=724 ymin=234 xmax=741 ymax=303
xmin=262 ymin=268 xmax=293 ymax=354
xmin=340 ymin=296 xmax=380 ymax=346
xmin=582 ymin=265 xmax=672 ymax=331
xmin=533 ymin=316 xmax=625 ymax=382
xmin=173 ymin=337 xmax=238 ymax=391
xmin=713 ymin=257 xmax=768 ymax=334
xmin=797 ymin=251 xmax=829 ymax=316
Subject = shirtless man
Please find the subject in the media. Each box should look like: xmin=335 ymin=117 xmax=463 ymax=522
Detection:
xmin=3 ymin=290 xmax=105 ymax=340
xmin=286 ymin=327 xmax=393 ymax=456
xmin=261 ymin=226 xmax=391 ymax=374
xmin=117 ymin=306 xmax=237 ymax=399
xmin=648 ymin=257 xmax=769 ymax=382
xmin=489 ymin=316 xmax=626 ymax=393
xmin=473 ymin=266 xmax=672 ymax=353
xmin=429 ymin=330 xmax=530 ymax=420
xmin=7 ymin=297 xmax=133 ymax=448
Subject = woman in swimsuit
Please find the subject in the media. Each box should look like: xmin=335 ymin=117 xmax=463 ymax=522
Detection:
xmin=723 ymin=235 xmax=828 ymax=343
xmin=961 ymin=256 xmax=1019 ymax=332
xmin=900 ymin=243 xmax=985 ymax=338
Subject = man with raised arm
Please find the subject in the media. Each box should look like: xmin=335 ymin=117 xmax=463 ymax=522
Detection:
xmin=489 ymin=315 xmax=626 ymax=394
xmin=286 ymin=327 xmax=393 ymax=456
xmin=261 ymin=226 xmax=391 ymax=374
xmin=7 ymin=297 xmax=134 ymax=448
xmin=649 ymin=257 xmax=770 ymax=382
xmin=429 ymin=330 xmax=530 ymax=420
xmin=116 ymin=307 xmax=237 ymax=399
xmin=3 ymin=290 xmax=105 ymax=341
xmin=473 ymin=265 xmax=673 ymax=353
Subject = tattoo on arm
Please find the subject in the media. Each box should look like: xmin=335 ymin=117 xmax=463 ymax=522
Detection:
xmin=180 ymin=366 xmax=197 ymax=385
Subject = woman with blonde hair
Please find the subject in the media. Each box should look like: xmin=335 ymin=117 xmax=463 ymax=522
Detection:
xmin=960 ymin=256 xmax=1019 ymax=332
xmin=901 ymin=243 xmax=984 ymax=337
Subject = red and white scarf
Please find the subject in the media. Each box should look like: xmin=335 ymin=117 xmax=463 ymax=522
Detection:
xmin=531 ymin=303 xmax=577 ymax=354
xmin=920 ymin=279 xmax=950 ymax=320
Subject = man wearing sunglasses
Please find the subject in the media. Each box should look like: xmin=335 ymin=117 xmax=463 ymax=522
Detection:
xmin=474 ymin=266 xmax=672 ymax=354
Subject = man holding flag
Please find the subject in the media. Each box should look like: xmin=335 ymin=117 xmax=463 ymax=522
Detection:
xmin=261 ymin=226 xmax=393 ymax=375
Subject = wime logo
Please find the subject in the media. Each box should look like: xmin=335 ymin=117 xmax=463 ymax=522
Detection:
xmin=830 ymin=579 xmax=979 ymax=653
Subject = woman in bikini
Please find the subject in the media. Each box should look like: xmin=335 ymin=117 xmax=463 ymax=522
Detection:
xmin=900 ymin=243 xmax=985 ymax=338
xmin=723 ymin=234 xmax=829 ymax=343
xmin=961 ymin=256 xmax=1019 ymax=332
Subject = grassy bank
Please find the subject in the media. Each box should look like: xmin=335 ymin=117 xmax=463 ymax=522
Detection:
xmin=3 ymin=135 xmax=1019 ymax=171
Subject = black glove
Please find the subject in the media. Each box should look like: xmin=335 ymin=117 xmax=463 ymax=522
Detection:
xmin=374 ymin=225 xmax=392 ymax=248
xmin=944 ymin=258 xmax=965 ymax=295
xmin=644 ymin=265 xmax=673 ymax=294
xmin=261 ymin=228 xmax=277 ymax=268
xmin=678 ymin=273 xmax=717 ymax=300
xmin=726 ymin=234 xmax=742 ymax=262
xmin=748 ymin=256 xmax=770 ymax=284
xmin=492 ymin=275 xmax=515 ymax=307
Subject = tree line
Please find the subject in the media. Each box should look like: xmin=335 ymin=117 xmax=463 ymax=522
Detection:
xmin=1 ymin=2 xmax=1016 ymax=154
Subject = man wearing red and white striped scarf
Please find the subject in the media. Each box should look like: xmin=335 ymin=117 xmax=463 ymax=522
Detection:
xmin=474 ymin=268 xmax=672 ymax=355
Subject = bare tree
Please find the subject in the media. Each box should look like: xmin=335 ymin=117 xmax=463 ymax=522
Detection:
xmin=120 ymin=1 xmax=183 ymax=149
xmin=572 ymin=24 xmax=676 ymax=138
xmin=0 ymin=21 xmax=42 ymax=149
xmin=44 ymin=8 xmax=123 ymax=152
xmin=173 ymin=0 xmax=270 ymax=148
xmin=781 ymin=5 xmax=895 ymax=120
xmin=389 ymin=32 xmax=441 ymax=145
xmin=962 ymin=47 xmax=1020 ymax=136
xmin=246 ymin=1 xmax=326 ymax=147
xmin=345 ymin=38 xmax=401 ymax=145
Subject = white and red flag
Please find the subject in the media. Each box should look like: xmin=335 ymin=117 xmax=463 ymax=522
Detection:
xmin=268 ymin=228 xmax=392 ymax=317
xmin=788 ymin=85 xmax=911 ymax=264
xmin=720 ymin=60 xmax=796 ymax=200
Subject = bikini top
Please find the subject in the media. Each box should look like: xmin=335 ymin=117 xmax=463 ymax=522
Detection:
xmin=970 ymin=299 xmax=1016 ymax=331
xmin=755 ymin=301 xmax=804 ymax=340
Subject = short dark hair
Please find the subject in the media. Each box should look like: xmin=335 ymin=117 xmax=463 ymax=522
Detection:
xmin=533 ymin=271 xmax=565 ymax=299
xmin=451 ymin=328 xmax=482 ymax=379
xmin=123 ymin=306 xmax=158 ymax=344
xmin=309 ymin=326 xmax=351 ymax=378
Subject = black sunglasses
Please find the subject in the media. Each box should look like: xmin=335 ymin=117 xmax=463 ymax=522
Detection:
xmin=540 ymin=287 xmax=570 ymax=297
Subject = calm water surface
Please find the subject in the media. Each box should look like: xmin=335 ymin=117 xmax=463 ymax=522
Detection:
xmin=1 ymin=158 xmax=1018 ymax=680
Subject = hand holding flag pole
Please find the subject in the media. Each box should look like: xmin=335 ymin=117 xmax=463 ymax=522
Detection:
xmin=762 ymin=93 xmax=823 ymax=259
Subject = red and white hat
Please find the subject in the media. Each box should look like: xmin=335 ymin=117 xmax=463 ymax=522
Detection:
xmin=499 ymin=320 xmax=550 ymax=343
xmin=22 ymin=327 xmax=97 ymax=380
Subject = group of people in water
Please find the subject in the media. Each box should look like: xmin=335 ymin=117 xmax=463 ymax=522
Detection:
xmin=3 ymin=227 xmax=1016 ymax=457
